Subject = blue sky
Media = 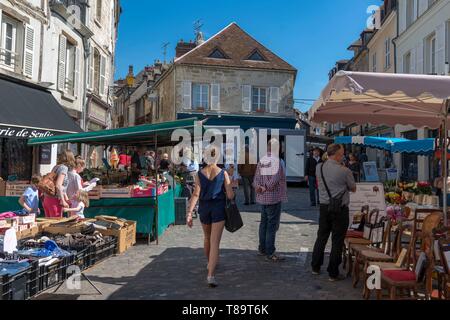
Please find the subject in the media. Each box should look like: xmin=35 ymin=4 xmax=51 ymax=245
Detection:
xmin=115 ymin=0 xmax=381 ymax=111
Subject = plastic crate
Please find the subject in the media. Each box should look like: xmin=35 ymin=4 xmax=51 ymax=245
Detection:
xmin=175 ymin=197 xmax=188 ymax=225
xmin=91 ymin=237 xmax=117 ymax=266
xmin=38 ymin=255 xmax=74 ymax=292
xmin=0 ymin=261 xmax=36 ymax=300
xmin=71 ymin=245 xmax=95 ymax=271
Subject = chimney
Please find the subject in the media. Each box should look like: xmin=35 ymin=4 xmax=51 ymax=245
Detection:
xmin=128 ymin=65 xmax=134 ymax=77
xmin=175 ymin=39 xmax=196 ymax=58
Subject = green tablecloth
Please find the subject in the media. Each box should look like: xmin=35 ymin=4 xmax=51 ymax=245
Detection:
xmin=0 ymin=184 xmax=182 ymax=239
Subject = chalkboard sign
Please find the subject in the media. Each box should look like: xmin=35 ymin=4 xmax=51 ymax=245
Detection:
xmin=39 ymin=145 xmax=52 ymax=165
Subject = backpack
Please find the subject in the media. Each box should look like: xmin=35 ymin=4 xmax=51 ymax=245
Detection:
xmin=38 ymin=171 xmax=57 ymax=196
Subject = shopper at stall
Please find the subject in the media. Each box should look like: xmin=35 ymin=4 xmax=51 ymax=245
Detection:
xmin=347 ymin=153 xmax=360 ymax=182
xmin=186 ymin=145 xmax=235 ymax=288
xmin=18 ymin=174 xmax=42 ymax=214
xmin=43 ymin=150 xmax=76 ymax=218
xmin=158 ymin=153 xmax=171 ymax=173
xmin=305 ymin=148 xmax=322 ymax=207
xmin=146 ymin=150 xmax=156 ymax=175
xmin=131 ymin=146 xmax=147 ymax=184
xmin=67 ymin=157 xmax=87 ymax=205
xmin=63 ymin=190 xmax=89 ymax=219
xmin=311 ymin=144 xmax=356 ymax=281
xmin=238 ymin=146 xmax=257 ymax=206
xmin=254 ymin=138 xmax=288 ymax=262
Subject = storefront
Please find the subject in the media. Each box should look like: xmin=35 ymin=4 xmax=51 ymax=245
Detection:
xmin=0 ymin=74 xmax=82 ymax=180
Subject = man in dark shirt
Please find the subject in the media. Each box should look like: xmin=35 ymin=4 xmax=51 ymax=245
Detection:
xmin=305 ymin=148 xmax=322 ymax=207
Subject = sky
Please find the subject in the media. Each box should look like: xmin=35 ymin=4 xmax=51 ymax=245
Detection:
xmin=115 ymin=0 xmax=381 ymax=112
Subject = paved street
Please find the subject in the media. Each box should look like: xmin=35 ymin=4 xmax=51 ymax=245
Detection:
xmin=35 ymin=187 xmax=362 ymax=300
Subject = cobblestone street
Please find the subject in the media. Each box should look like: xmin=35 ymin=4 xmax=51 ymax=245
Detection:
xmin=35 ymin=187 xmax=362 ymax=300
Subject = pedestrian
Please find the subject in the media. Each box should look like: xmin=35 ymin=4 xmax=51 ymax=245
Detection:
xmin=43 ymin=150 xmax=75 ymax=218
xmin=311 ymin=144 xmax=356 ymax=281
xmin=347 ymin=153 xmax=360 ymax=182
xmin=254 ymin=138 xmax=288 ymax=262
xmin=186 ymin=145 xmax=235 ymax=288
xmin=305 ymin=148 xmax=322 ymax=207
xmin=238 ymin=146 xmax=257 ymax=206
xmin=18 ymin=174 xmax=42 ymax=215
xmin=63 ymin=190 xmax=90 ymax=219
xmin=67 ymin=157 xmax=87 ymax=206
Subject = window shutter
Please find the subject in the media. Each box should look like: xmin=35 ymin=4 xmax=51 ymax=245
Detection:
xmin=182 ymin=81 xmax=192 ymax=109
xmin=269 ymin=87 xmax=280 ymax=113
xmin=436 ymin=23 xmax=446 ymax=75
xmin=410 ymin=47 xmax=416 ymax=74
xmin=242 ymin=85 xmax=251 ymax=112
xmin=398 ymin=55 xmax=403 ymax=73
xmin=399 ymin=0 xmax=406 ymax=33
xmin=211 ymin=84 xmax=220 ymax=111
xmin=0 ymin=10 xmax=2 ymax=45
xmin=87 ymin=48 xmax=93 ymax=89
xmin=74 ymin=47 xmax=80 ymax=97
xmin=57 ymin=34 xmax=67 ymax=92
xmin=100 ymin=55 xmax=106 ymax=96
xmin=418 ymin=0 xmax=428 ymax=17
xmin=23 ymin=24 xmax=34 ymax=78
xmin=417 ymin=41 xmax=424 ymax=74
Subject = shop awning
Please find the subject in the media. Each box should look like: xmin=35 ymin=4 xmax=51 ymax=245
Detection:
xmin=28 ymin=118 xmax=201 ymax=146
xmin=0 ymin=75 xmax=82 ymax=139
xmin=334 ymin=136 xmax=437 ymax=155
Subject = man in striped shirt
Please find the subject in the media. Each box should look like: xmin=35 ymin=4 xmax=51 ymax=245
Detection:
xmin=253 ymin=138 xmax=288 ymax=262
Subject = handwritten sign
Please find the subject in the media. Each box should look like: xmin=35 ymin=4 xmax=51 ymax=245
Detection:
xmin=39 ymin=145 xmax=52 ymax=165
xmin=386 ymin=168 xmax=398 ymax=181
xmin=363 ymin=161 xmax=379 ymax=182
xmin=349 ymin=183 xmax=386 ymax=219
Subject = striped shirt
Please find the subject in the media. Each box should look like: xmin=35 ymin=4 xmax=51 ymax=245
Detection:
xmin=253 ymin=154 xmax=288 ymax=205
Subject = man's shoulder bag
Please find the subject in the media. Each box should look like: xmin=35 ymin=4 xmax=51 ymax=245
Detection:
xmin=320 ymin=162 xmax=345 ymax=213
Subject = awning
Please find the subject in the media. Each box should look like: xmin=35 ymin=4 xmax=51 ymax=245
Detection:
xmin=334 ymin=136 xmax=437 ymax=155
xmin=0 ymin=75 xmax=82 ymax=139
xmin=177 ymin=113 xmax=297 ymax=130
xmin=28 ymin=118 xmax=201 ymax=146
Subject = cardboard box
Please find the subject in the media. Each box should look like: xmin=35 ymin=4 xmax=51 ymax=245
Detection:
xmin=0 ymin=180 xmax=6 ymax=196
xmin=16 ymin=226 xmax=39 ymax=240
xmin=95 ymin=220 xmax=136 ymax=254
xmin=18 ymin=214 xmax=36 ymax=224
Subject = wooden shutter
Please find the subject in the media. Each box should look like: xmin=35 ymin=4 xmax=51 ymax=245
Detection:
xmin=410 ymin=47 xmax=416 ymax=74
xmin=182 ymin=81 xmax=192 ymax=109
xmin=23 ymin=24 xmax=34 ymax=78
xmin=242 ymin=85 xmax=251 ymax=112
xmin=57 ymin=34 xmax=67 ymax=92
xmin=417 ymin=40 xmax=424 ymax=74
xmin=399 ymin=0 xmax=406 ymax=33
xmin=100 ymin=55 xmax=106 ymax=96
xmin=87 ymin=47 xmax=93 ymax=89
xmin=74 ymin=47 xmax=80 ymax=97
xmin=211 ymin=83 xmax=220 ymax=111
xmin=436 ymin=23 xmax=446 ymax=75
xmin=269 ymin=87 xmax=280 ymax=113
xmin=418 ymin=0 xmax=428 ymax=17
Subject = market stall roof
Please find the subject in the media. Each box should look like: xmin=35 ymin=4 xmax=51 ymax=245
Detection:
xmin=335 ymin=136 xmax=436 ymax=155
xmin=309 ymin=71 xmax=450 ymax=129
xmin=28 ymin=118 xmax=201 ymax=146
xmin=0 ymin=75 xmax=82 ymax=139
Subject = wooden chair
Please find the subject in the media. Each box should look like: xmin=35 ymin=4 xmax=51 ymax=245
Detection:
xmin=375 ymin=213 xmax=442 ymax=300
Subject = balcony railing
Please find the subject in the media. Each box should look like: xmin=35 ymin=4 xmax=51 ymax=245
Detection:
xmin=0 ymin=47 xmax=20 ymax=71
xmin=65 ymin=77 xmax=74 ymax=96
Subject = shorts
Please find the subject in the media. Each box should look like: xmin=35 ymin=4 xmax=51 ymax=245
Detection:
xmin=199 ymin=200 xmax=226 ymax=225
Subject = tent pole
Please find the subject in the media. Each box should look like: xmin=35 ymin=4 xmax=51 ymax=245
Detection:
xmin=444 ymin=100 xmax=449 ymax=226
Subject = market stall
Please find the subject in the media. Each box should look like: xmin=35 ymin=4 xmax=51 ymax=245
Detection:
xmin=27 ymin=118 xmax=200 ymax=243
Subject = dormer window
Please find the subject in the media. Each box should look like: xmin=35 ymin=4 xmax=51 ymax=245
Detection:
xmin=208 ymin=48 xmax=228 ymax=59
xmin=247 ymin=50 xmax=266 ymax=61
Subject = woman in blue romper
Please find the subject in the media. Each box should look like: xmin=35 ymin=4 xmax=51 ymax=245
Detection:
xmin=187 ymin=146 xmax=235 ymax=288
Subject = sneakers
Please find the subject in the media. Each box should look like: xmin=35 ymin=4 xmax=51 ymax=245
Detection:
xmin=257 ymin=250 xmax=266 ymax=257
xmin=312 ymin=269 xmax=321 ymax=275
xmin=207 ymin=276 xmax=218 ymax=288
xmin=328 ymin=274 xmax=346 ymax=282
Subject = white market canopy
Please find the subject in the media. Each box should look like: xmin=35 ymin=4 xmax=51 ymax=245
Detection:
xmin=309 ymin=71 xmax=450 ymax=129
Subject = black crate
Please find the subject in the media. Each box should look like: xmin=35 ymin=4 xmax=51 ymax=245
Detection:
xmin=71 ymin=245 xmax=95 ymax=271
xmin=0 ymin=261 xmax=35 ymax=300
xmin=37 ymin=255 xmax=74 ymax=292
xmin=91 ymin=237 xmax=117 ymax=266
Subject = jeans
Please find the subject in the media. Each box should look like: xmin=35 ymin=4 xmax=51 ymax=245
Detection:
xmin=258 ymin=202 xmax=282 ymax=257
xmin=242 ymin=176 xmax=255 ymax=204
xmin=308 ymin=176 xmax=319 ymax=205
xmin=311 ymin=205 xmax=350 ymax=278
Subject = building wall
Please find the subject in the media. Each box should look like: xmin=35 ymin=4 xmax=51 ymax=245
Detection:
xmin=171 ymin=65 xmax=295 ymax=117
xmin=155 ymin=69 xmax=175 ymax=123
xmin=368 ymin=12 xmax=397 ymax=73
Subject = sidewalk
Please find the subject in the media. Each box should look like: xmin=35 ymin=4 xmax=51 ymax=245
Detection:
xmin=35 ymin=188 xmax=361 ymax=300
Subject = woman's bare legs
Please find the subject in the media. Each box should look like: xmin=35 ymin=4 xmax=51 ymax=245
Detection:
xmin=202 ymin=224 xmax=212 ymax=264
xmin=208 ymin=221 xmax=225 ymax=277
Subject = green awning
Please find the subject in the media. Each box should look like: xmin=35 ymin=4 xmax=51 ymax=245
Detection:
xmin=28 ymin=118 xmax=202 ymax=146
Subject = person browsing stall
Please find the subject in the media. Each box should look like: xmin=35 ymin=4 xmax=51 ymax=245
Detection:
xmin=18 ymin=174 xmax=42 ymax=215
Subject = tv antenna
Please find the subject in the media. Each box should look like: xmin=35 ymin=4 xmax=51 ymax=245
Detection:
xmin=162 ymin=42 xmax=170 ymax=63
xmin=194 ymin=19 xmax=203 ymax=36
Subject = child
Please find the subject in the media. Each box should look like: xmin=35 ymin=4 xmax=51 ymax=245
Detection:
xmin=18 ymin=174 xmax=42 ymax=215
xmin=63 ymin=190 xmax=89 ymax=219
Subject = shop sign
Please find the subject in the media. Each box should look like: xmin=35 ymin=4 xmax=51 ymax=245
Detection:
xmin=0 ymin=126 xmax=55 ymax=139
xmin=350 ymin=182 xmax=386 ymax=219
xmin=39 ymin=145 xmax=52 ymax=165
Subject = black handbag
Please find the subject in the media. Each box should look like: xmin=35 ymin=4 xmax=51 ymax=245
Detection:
xmin=320 ymin=162 xmax=345 ymax=213
xmin=225 ymin=199 xmax=243 ymax=233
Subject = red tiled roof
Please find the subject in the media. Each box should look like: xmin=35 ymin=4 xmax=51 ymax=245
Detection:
xmin=174 ymin=22 xmax=297 ymax=73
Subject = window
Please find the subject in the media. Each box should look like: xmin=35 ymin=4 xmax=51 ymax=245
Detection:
xmin=57 ymin=35 xmax=79 ymax=96
xmin=192 ymin=84 xmax=210 ymax=110
xmin=0 ymin=15 xmax=18 ymax=70
xmin=93 ymin=48 xmax=100 ymax=94
xmin=406 ymin=0 xmax=414 ymax=28
xmin=403 ymin=52 xmax=411 ymax=73
xmin=425 ymin=34 xmax=437 ymax=74
xmin=252 ymin=87 xmax=267 ymax=112
xmin=247 ymin=50 xmax=266 ymax=61
xmin=372 ymin=52 xmax=377 ymax=72
xmin=208 ymin=48 xmax=227 ymax=59
xmin=96 ymin=0 xmax=102 ymax=23
xmin=385 ymin=38 xmax=391 ymax=69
